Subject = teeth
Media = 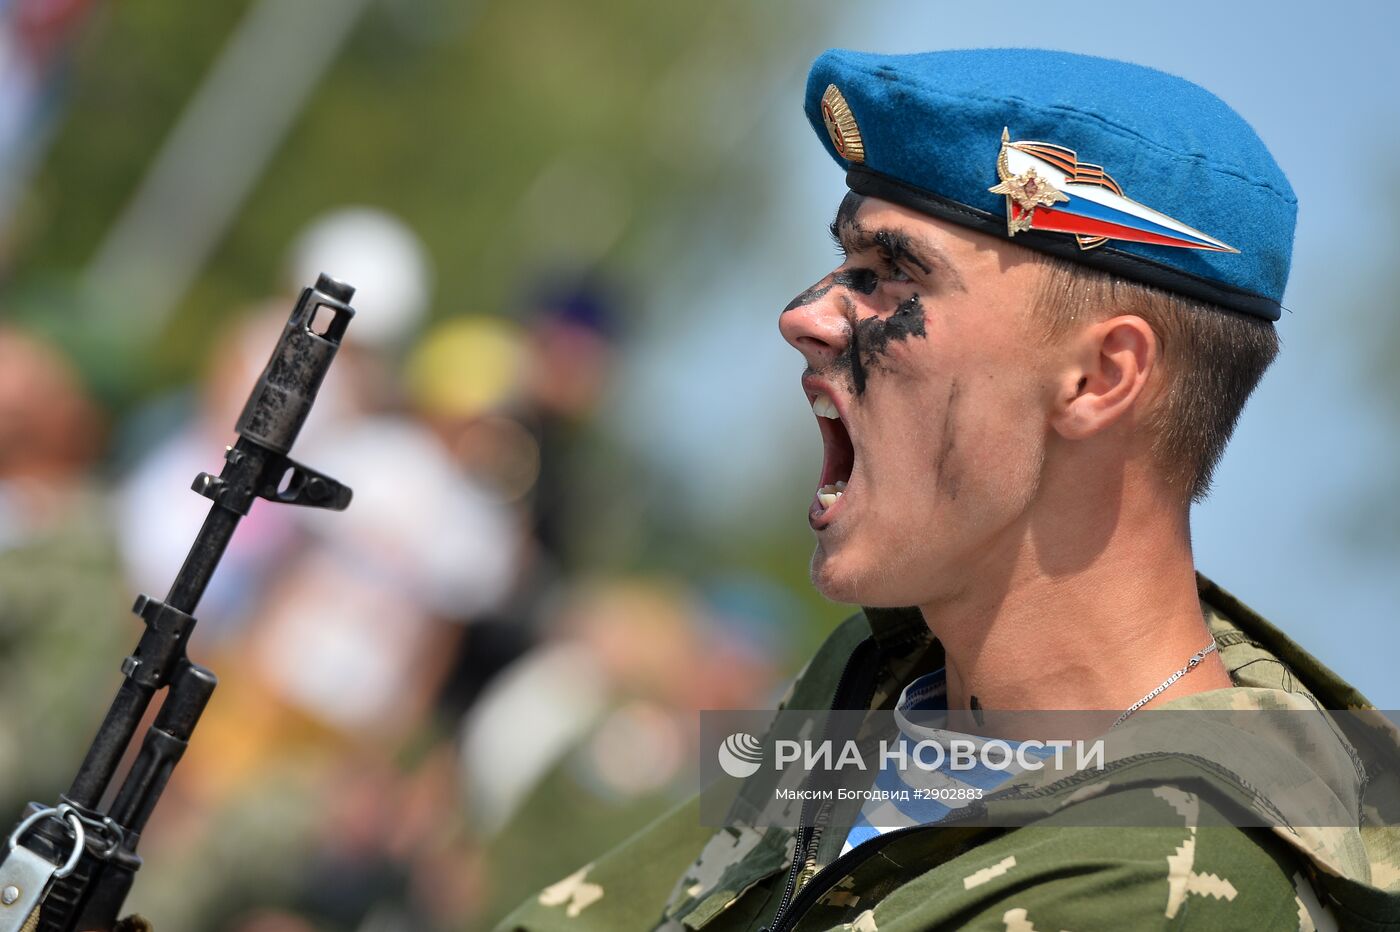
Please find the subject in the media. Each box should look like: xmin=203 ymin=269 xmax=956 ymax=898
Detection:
xmin=835 ymin=480 xmax=847 ymax=491
xmin=810 ymin=393 xmax=840 ymax=419
xmin=816 ymin=482 xmax=846 ymax=509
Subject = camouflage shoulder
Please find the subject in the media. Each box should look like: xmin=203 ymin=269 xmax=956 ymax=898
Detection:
xmin=803 ymin=786 xmax=1334 ymax=931
xmin=494 ymin=795 xmax=714 ymax=932
xmin=1197 ymin=572 xmax=1373 ymax=711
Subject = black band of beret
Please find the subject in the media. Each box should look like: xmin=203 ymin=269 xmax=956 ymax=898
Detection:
xmin=846 ymin=165 xmax=1281 ymax=322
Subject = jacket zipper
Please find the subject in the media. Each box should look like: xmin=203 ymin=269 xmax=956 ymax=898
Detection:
xmin=763 ymin=802 xmax=990 ymax=932
xmin=762 ymin=637 xmax=881 ymax=932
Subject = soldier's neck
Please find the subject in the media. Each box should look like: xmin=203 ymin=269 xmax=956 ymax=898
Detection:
xmin=917 ymin=482 xmax=1232 ymax=716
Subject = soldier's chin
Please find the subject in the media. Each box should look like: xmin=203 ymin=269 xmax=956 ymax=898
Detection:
xmin=811 ymin=540 xmax=927 ymax=609
xmin=809 ymin=541 xmax=867 ymax=604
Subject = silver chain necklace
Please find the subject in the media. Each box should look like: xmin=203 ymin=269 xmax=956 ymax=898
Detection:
xmin=1110 ymin=642 xmax=1217 ymax=729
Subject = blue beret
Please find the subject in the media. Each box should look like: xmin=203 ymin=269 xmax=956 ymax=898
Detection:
xmin=804 ymin=49 xmax=1295 ymax=320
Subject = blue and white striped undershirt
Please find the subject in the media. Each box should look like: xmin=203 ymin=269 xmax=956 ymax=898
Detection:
xmin=840 ymin=668 xmax=1054 ymax=855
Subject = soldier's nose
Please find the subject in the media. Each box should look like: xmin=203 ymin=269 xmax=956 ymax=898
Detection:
xmin=779 ymin=280 xmax=850 ymax=368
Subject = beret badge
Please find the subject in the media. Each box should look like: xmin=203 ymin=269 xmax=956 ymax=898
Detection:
xmin=820 ymin=84 xmax=865 ymax=164
xmin=989 ymin=128 xmax=1237 ymax=254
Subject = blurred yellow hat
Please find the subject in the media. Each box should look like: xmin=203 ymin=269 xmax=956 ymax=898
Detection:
xmin=406 ymin=316 xmax=525 ymax=419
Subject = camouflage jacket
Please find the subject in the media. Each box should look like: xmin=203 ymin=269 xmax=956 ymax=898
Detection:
xmin=495 ymin=576 xmax=1400 ymax=931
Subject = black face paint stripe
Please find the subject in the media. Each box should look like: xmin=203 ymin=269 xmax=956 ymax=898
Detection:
xmin=780 ymin=266 xmax=877 ymax=318
xmin=826 ymin=294 xmax=930 ymax=397
xmin=848 ymin=308 xmax=867 ymax=396
xmin=885 ymin=294 xmax=926 ymax=339
xmin=935 ymin=379 xmax=962 ymax=499
xmin=782 ymin=281 xmax=834 ymax=314
xmin=832 ymin=268 xmax=878 ymax=295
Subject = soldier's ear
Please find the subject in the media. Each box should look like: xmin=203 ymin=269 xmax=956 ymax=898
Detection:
xmin=1048 ymin=314 xmax=1157 ymax=440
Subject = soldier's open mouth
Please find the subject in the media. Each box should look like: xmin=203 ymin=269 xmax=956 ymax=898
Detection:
xmin=810 ymin=390 xmax=854 ymax=522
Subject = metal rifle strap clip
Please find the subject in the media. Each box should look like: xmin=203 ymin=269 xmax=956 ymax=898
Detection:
xmin=0 ymin=807 xmax=85 ymax=931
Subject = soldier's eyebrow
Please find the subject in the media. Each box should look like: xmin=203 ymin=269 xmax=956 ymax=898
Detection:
xmin=829 ymin=209 xmax=966 ymax=292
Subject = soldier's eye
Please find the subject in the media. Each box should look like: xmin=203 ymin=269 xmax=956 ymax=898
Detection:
xmin=876 ymin=256 xmax=911 ymax=284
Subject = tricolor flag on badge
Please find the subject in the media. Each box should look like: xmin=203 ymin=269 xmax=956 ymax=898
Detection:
xmin=988 ymin=128 xmax=1238 ymax=254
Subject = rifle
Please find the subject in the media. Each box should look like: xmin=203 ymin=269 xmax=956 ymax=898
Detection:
xmin=0 ymin=274 xmax=357 ymax=931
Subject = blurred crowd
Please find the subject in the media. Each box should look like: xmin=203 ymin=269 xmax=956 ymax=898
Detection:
xmin=0 ymin=208 xmax=800 ymax=931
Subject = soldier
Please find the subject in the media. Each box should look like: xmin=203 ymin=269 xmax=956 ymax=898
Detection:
xmin=495 ymin=49 xmax=1400 ymax=931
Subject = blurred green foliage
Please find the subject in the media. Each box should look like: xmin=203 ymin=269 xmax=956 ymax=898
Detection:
xmin=7 ymin=0 xmax=827 ymax=407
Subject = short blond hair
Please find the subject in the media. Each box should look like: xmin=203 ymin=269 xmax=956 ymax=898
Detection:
xmin=1032 ymin=257 xmax=1280 ymax=502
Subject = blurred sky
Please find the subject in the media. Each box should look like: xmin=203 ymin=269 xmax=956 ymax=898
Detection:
xmin=616 ymin=0 xmax=1400 ymax=705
